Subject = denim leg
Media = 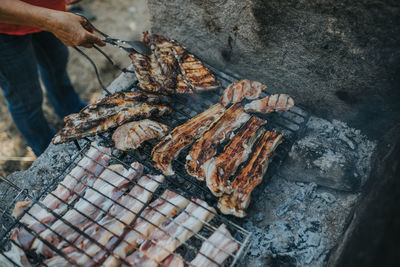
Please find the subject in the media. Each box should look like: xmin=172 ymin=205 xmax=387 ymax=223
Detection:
xmin=0 ymin=34 xmax=54 ymax=156
xmin=31 ymin=31 xmax=86 ymax=119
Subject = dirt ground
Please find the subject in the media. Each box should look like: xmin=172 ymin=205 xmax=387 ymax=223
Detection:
xmin=0 ymin=0 xmax=150 ymax=177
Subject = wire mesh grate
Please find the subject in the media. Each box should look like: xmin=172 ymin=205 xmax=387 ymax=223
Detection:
xmin=0 ymin=142 xmax=252 ymax=266
xmin=0 ymin=61 xmax=309 ymax=266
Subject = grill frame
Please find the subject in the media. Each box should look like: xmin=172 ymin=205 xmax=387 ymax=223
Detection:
xmin=0 ymin=61 xmax=309 ymax=266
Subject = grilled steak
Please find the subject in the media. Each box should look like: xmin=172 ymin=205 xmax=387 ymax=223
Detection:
xmin=112 ymin=119 xmax=169 ymax=151
xmin=53 ymin=98 xmax=172 ymax=144
xmin=186 ymin=103 xmax=251 ymax=181
xmin=203 ymin=116 xmax=266 ymax=196
xmin=131 ymin=32 xmax=220 ymax=95
xmin=191 ymin=224 xmax=239 ymax=267
xmin=221 ymin=79 xmax=267 ymax=107
xmin=152 ymin=103 xmax=225 ymax=176
xmin=218 ymin=131 xmax=282 ymax=217
xmin=244 ymin=94 xmax=294 ymax=114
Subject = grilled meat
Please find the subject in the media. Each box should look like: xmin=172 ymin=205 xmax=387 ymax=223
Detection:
xmin=244 ymin=94 xmax=294 ymax=114
xmin=218 ymin=131 xmax=283 ymax=217
xmin=11 ymin=144 xmax=111 ymax=250
xmin=53 ymin=102 xmax=172 ymax=144
xmin=221 ymin=79 xmax=267 ymax=107
xmin=64 ymin=92 xmax=162 ymax=126
xmin=203 ymin=116 xmax=266 ymax=196
xmin=186 ymin=103 xmax=251 ymax=181
xmin=170 ymin=40 xmax=221 ymax=92
xmin=112 ymin=119 xmax=169 ymax=151
xmin=62 ymin=175 xmax=164 ymax=266
xmin=103 ymin=190 xmax=189 ymax=266
xmin=152 ymin=103 xmax=225 ymax=176
xmin=124 ymin=198 xmax=215 ymax=267
xmin=191 ymin=224 xmax=239 ymax=267
xmin=31 ymin=163 xmax=143 ymax=257
xmin=131 ymin=32 xmax=220 ymax=95
xmin=130 ymin=51 xmax=178 ymax=95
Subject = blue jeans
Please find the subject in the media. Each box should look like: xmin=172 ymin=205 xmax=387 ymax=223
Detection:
xmin=0 ymin=31 xmax=86 ymax=156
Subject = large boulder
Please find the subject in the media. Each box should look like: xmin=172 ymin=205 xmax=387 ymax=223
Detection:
xmin=147 ymin=0 xmax=400 ymax=136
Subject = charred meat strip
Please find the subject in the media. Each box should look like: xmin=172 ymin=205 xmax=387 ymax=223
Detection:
xmin=112 ymin=119 xmax=169 ymax=151
xmin=103 ymin=190 xmax=189 ymax=267
xmin=53 ymin=103 xmax=172 ymax=144
xmin=186 ymin=103 xmax=251 ymax=181
xmin=203 ymin=116 xmax=266 ymax=196
xmin=218 ymin=131 xmax=283 ymax=217
xmin=131 ymin=32 xmax=220 ymax=94
xmin=170 ymin=41 xmax=221 ymax=92
xmin=130 ymin=51 xmax=177 ymax=95
xmin=152 ymin=103 xmax=225 ymax=176
xmin=124 ymin=198 xmax=215 ymax=267
xmin=61 ymin=175 xmax=164 ymax=266
xmin=31 ymin=163 xmax=143 ymax=257
xmin=65 ymin=92 xmax=162 ymax=125
xmin=244 ymin=94 xmax=294 ymax=114
xmin=191 ymin=224 xmax=239 ymax=267
xmin=11 ymin=144 xmax=111 ymax=250
xmin=142 ymin=33 xmax=188 ymax=94
xmin=221 ymin=79 xmax=267 ymax=107
xmin=132 ymin=33 xmax=193 ymax=95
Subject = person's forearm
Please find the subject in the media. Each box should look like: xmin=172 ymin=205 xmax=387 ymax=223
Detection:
xmin=0 ymin=0 xmax=63 ymax=31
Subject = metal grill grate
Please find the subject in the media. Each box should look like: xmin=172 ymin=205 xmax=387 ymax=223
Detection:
xmin=0 ymin=61 xmax=309 ymax=266
xmin=0 ymin=142 xmax=252 ymax=266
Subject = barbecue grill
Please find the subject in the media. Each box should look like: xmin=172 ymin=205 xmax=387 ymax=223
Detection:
xmin=0 ymin=61 xmax=310 ymax=266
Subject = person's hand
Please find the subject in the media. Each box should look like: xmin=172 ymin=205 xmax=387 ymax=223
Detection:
xmin=48 ymin=11 xmax=105 ymax=48
xmin=65 ymin=0 xmax=82 ymax=4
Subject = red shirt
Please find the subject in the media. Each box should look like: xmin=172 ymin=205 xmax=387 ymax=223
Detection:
xmin=0 ymin=0 xmax=66 ymax=35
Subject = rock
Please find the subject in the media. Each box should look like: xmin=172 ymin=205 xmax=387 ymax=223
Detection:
xmin=278 ymin=116 xmax=376 ymax=191
xmin=147 ymin=0 xmax=400 ymax=138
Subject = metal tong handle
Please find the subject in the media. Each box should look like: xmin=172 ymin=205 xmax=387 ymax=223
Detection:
xmin=78 ymin=14 xmax=138 ymax=54
xmin=74 ymin=47 xmax=111 ymax=95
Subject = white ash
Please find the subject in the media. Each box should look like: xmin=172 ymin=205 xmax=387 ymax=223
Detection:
xmin=242 ymin=177 xmax=358 ymax=266
xmin=280 ymin=116 xmax=376 ymax=191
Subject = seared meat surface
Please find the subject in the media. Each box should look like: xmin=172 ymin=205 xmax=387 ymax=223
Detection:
xmin=218 ymin=131 xmax=283 ymax=217
xmin=53 ymin=92 xmax=171 ymax=144
xmin=131 ymin=32 xmax=220 ymax=95
xmin=186 ymin=103 xmax=250 ymax=181
xmin=112 ymin=119 xmax=169 ymax=151
xmin=221 ymin=79 xmax=267 ymax=107
xmin=203 ymin=116 xmax=266 ymax=196
xmin=244 ymin=94 xmax=294 ymax=114
xmin=152 ymin=103 xmax=225 ymax=176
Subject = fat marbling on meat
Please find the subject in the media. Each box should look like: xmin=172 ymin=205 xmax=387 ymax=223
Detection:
xmin=112 ymin=119 xmax=169 ymax=151
xmin=244 ymin=94 xmax=294 ymax=114
xmin=186 ymin=103 xmax=251 ymax=181
xmin=221 ymin=79 xmax=267 ymax=107
xmin=203 ymin=116 xmax=266 ymax=196
xmin=218 ymin=131 xmax=283 ymax=217
xmin=191 ymin=224 xmax=239 ymax=267
xmin=123 ymin=198 xmax=215 ymax=267
xmin=152 ymin=103 xmax=225 ymax=176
